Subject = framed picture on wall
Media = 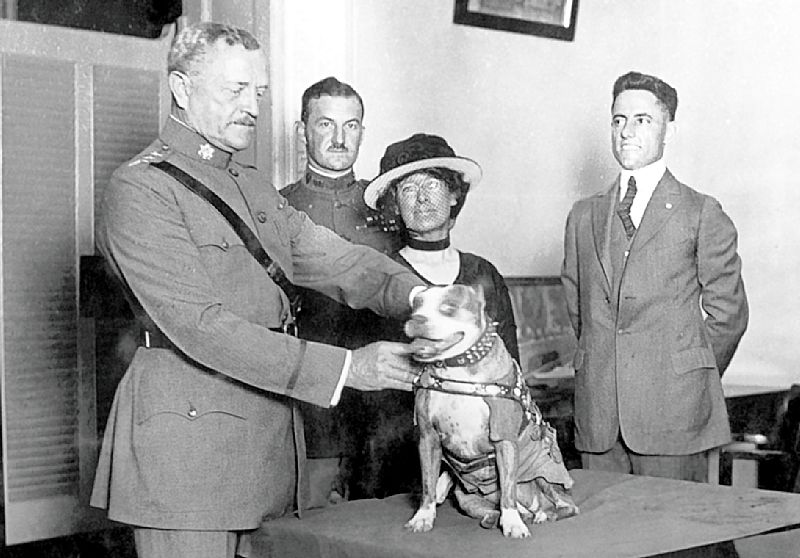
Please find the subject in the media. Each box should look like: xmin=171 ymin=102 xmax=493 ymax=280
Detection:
xmin=454 ymin=0 xmax=579 ymax=42
xmin=505 ymin=276 xmax=577 ymax=382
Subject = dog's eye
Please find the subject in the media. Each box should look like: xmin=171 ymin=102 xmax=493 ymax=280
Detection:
xmin=439 ymin=303 xmax=457 ymax=316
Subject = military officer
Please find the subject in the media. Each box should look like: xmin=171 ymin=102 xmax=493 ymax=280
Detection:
xmin=280 ymin=77 xmax=403 ymax=503
xmin=90 ymin=23 xmax=423 ymax=558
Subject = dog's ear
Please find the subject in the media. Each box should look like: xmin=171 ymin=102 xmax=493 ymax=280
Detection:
xmin=467 ymin=284 xmax=487 ymax=327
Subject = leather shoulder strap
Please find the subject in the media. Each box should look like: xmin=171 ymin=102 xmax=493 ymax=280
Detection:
xmin=151 ymin=160 xmax=301 ymax=316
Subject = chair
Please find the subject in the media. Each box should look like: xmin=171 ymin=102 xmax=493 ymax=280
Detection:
xmin=708 ymin=385 xmax=800 ymax=490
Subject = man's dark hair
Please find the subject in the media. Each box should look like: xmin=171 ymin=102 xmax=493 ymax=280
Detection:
xmin=300 ymin=76 xmax=364 ymax=124
xmin=613 ymin=71 xmax=678 ymax=121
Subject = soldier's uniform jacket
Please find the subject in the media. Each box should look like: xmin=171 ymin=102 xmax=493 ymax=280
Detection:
xmin=281 ymin=171 xmax=402 ymax=349
xmin=281 ymin=171 xmax=404 ymax=459
xmin=89 ymin=115 xmax=420 ymax=530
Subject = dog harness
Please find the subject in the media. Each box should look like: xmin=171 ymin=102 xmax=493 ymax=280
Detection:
xmin=413 ymin=322 xmax=543 ymax=429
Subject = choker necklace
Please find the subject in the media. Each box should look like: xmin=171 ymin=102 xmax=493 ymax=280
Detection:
xmin=406 ymin=237 xmax=450 ymax=251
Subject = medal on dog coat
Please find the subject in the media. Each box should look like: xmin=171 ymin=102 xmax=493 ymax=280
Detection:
xmin=405 ymin=285 xmax=578 ymax=538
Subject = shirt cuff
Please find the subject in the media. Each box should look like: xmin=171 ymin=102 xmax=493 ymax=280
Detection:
xmin=330 ymin=350 xmax=351 ymax=406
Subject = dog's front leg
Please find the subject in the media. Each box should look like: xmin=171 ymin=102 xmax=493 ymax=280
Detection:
xmin=405 ymin=394 xmax=442 ymax=533
xmin=494 ymin=439 xmax=531 ymax=538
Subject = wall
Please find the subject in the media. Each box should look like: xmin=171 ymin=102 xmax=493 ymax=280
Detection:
xmin=274 ymin=0 xmax=800 ymax=386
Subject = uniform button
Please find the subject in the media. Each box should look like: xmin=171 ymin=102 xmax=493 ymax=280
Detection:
xmin=257 ymin=211 xmax=267 ymax=223
xmin=161 ymin=144 xmax=170 ymax=151
xmin=277 ymin=201 xmax=286 ymax=210
xmin=188 ymin=408 xmax=197 ymax=418
xmin=666 ymin=203 xmax=673 ymax=209
xmin=229 ymin=168 xmax=239 ymax=177
xmin=618 ymin=329 xmax=625 ymax=334
xmin=334 ymin=201 xmax=343 ymax=208
xmin=221 ymin=240 xmax=230 ymax=249
xmin=624 ymin=250 xmax=630 ymax=258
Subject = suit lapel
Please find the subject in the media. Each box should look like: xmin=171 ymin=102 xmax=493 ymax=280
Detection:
xmin=592 ymin=180 xmax=618 ymax=292
xmin=631 ymin=170 xmax=682 ymax=251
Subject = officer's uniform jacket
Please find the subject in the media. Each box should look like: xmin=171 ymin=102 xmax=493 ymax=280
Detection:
xmin=89 ymin=115 xmax=420 ymax=530
xmin=561 ymin=170 xmax=748 ymax=456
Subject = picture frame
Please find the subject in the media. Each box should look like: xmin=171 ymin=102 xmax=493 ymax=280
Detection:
xmin=504 ymin=276 xmax=576 ymax=382
xmin=454 ymin=0 xmax=579 ymax=42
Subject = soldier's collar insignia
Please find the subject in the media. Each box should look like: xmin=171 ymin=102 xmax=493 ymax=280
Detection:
xmin=198 ymin=143 xmax=215 ymax=160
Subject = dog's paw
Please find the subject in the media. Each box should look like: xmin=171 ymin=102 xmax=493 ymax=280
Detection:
xmin=478 ymin=511 xmax=500 ymax=529
xmin=531 ymin=510 xmax=549 ymax=524
xmin=555 ymin=502 xmax=580 ymax=519
xmin=405 ymin=506 xmax=436 ymax=533
xmin=500 ymin=508 xmax=531 ymax=538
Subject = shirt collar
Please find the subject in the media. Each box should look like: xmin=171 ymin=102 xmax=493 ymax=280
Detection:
xmin=162 ymin=114 xmax=233 ymax=169
xmin=303 ymin=167 xmax=357 ymax=191
xmin=620 ymin=158 xmax=666 ymax=201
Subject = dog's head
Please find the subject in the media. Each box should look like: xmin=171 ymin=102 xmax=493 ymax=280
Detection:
xmin=405 ymin=284 xmax=487 ymax=362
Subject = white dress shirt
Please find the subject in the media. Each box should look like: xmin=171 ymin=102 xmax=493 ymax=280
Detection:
xmin=620 ymin=158 xmax=667 ymax=228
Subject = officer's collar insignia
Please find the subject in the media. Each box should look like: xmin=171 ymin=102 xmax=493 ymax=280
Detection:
xmin=305 ymin=170 xmax=356 ymax=191
xmin=198 ymin=143 xmax=215 ymax=160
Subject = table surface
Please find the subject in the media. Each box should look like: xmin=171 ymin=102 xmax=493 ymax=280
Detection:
xmin=253 ymin=469 xmax=800 ymax=558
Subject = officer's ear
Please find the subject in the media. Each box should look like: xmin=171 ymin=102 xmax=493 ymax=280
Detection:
xmin=294 ymin=120 xmax=307 ymax=146
xmin=169 ymin=71 xmax=192 ymax=110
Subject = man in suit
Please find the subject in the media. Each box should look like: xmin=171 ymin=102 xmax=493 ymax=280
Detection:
xmin=561 ymin=71 xmax=748 ymax=481
xmin=90 ymin=22 xmax=424 ymax=558
xmin=281 ymin=77 xmax=403 ymax=504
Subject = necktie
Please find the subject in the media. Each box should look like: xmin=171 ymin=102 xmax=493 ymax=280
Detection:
xmin=617 ymin=176 xmax=637 ymax=239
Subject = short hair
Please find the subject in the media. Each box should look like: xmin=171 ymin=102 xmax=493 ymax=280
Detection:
xmin=612 ymin=71 xmax=678 ymax=121
xmin=168 ymin=22 xmax=260 ymax=75
xmin=300 ymin=76 xmax=364 ymax=124
xmin=378 ymin=167 xmax=470 ymax=225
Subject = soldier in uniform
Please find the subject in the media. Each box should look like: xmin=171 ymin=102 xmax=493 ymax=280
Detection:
xmin=280 ymin=77 xmax=404 ymax=503
xmin=90 ymin=23 xmax=423 ymax=558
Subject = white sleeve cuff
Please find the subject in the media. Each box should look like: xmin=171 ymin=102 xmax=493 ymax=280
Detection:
xmin=330 ymin=350 xmax=351 ymax=406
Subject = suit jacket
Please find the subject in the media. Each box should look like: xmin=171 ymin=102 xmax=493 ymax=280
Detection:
xmin=561 ymin=170 xmax=748 ymax=455
xmin=90 ymin=115 xmax=421 ymax=530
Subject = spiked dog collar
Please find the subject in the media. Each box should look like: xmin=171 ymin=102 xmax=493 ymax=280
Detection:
xmin=433 ymin=321 xmax=498 ymax=368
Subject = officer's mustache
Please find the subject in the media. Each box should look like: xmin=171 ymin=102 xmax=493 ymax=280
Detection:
xmin=328 ymin=142 xmax=347 ymax=151
xmin=232 ymin=115 xmax=256 ymax=127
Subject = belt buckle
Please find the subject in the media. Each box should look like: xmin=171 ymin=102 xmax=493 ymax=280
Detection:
xmin=282 ymin=322 xmax=298 ymax=337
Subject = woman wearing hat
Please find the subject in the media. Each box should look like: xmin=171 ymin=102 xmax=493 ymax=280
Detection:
xmin=353 ymin=133 xmax=520 ymax=498
xmin=364 ymin=133 xmax=519 ymax=363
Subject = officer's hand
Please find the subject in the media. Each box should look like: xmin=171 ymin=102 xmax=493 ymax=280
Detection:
xmin=346 ymin=341 xmax=419 ymax=391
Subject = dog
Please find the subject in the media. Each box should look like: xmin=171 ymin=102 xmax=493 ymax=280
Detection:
xmin=403 ymin=284 xmax=579 ymax=538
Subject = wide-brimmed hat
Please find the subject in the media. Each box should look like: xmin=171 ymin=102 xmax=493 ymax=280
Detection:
xmin=364 ymin=133 xmax=482 ymax=209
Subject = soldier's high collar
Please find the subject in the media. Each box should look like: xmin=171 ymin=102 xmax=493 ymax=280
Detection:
xmin=304 ymin=167 xmax=357 ymax=191
xmin=162 ymin=115 xmax=233 ymax=169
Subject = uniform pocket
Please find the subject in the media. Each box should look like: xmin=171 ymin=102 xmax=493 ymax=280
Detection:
xmin=190 ymin=221 xmax=245 ymax=253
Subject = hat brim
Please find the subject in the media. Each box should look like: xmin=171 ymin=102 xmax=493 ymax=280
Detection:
xmin=364 ymin=156 xmax=482 ymax=210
